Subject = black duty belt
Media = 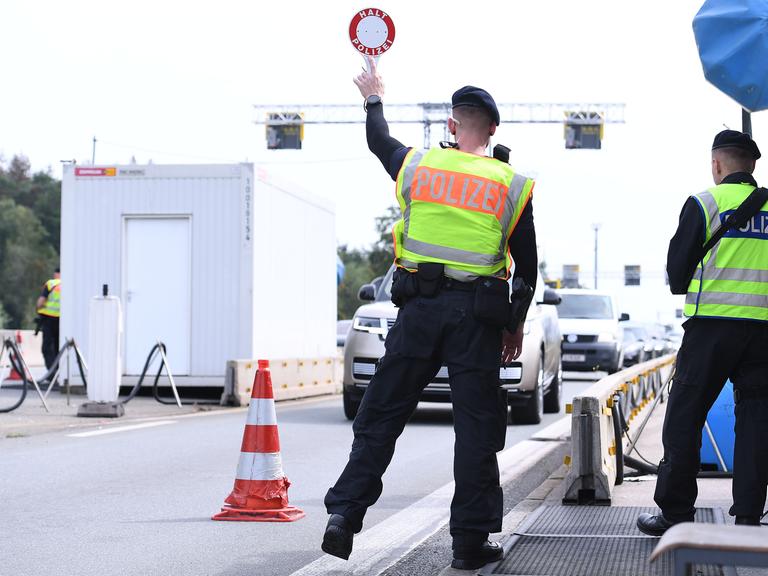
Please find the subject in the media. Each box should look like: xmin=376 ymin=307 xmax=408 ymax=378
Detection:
xmin=442 ymin=278 xmax=477 ymax=292
xmin=734 ymin=387 xmax=768 ymax=403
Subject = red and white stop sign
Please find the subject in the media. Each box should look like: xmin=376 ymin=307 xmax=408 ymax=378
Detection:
xmin=349 ymin=8 xmax=396 ymax=56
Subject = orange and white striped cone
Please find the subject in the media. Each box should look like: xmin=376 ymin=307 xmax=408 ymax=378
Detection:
xmin=5 ymin=351 xmax=24 ymax=383
xmin=212 ymin=359 xmax=305 ymax=522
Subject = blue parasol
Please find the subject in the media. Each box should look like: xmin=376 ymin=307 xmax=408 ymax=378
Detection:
xmin=693 ymin=0 xmax=768 ymax=116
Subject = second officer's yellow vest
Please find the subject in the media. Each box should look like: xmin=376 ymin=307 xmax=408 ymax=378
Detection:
xmin=685 ymin=182 xmax=768 ymax=321
xmin=393 ymin=147 xmax=534 ymax=281
xmin=38 ymin=278 xmax=61 ymax=318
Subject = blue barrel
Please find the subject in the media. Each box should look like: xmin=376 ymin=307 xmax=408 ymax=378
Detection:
xmin=700 ymin=380 xmax=735 ymax=472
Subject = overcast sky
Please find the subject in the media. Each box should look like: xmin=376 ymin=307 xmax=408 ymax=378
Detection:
xmin=3 ymin=0 xmax=767 ymax=283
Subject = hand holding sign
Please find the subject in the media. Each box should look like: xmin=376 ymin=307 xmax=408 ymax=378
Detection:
xmin=353 ymin=56 xmax=385 ymax=100
xmin=349 ymin=8 xmax=395 ymax=72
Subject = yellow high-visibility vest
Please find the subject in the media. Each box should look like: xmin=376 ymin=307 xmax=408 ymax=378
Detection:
xmin=685 ymin=182 xmax=768 ymax=321
xmin=393 ymin=147 xmax=534 ymax=281
xmin=37 ymin=278 xmax=61 ymax=318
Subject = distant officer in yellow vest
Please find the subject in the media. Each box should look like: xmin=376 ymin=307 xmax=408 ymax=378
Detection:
xmin=323 ymin=57 xmax=538 ymax=570
xmin=638 ymin=130 xmax=767 ymax=536
xmin=36 ymin=268 xmax=60 ymax=370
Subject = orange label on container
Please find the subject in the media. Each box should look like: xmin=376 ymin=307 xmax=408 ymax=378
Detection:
xmin=75 ymin=167 xmax=116 ymax=177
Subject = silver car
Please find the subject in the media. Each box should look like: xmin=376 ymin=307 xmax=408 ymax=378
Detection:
xmin=342 ymin=266 xmax=562 ymax=425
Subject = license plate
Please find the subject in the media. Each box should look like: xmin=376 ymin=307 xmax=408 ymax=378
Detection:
xmin=563 ymin=354 xmax=586 ymax=362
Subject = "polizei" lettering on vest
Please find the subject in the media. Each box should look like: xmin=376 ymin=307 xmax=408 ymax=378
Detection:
xmin=411 ymin=166 xmax=507 ymax=220
xmin=720 ymin=210 xmax=768 ymax=239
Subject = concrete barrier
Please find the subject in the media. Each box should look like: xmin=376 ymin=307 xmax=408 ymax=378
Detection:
xmin=562 ymin=354 xmax=675 ymax=505
xmin=226 ymin=356 xmax=344 ymax=406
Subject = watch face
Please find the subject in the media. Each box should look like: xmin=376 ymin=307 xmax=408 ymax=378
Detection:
xmin=367 ymin=95 xmax=381 ymax=105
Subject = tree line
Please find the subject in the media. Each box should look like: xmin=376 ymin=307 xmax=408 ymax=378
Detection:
xmin=0 ymin=156 xmax=60 ymax=329
xmin=337 ymin=206 xmax=399 ymax=320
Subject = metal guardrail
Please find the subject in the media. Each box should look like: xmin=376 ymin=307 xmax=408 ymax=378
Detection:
xmin=562 ymin=354 xmax=676 ymax=505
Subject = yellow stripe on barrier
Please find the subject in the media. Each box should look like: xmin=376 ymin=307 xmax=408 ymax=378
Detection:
xmin=564 ymin=455 xmax=572 ymax=466
xmin=565 ymin=403 xmax=573 ymax=414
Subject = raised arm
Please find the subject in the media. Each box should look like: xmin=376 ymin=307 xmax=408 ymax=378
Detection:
xmin=353 ymin=57 xmax=410 ymax=180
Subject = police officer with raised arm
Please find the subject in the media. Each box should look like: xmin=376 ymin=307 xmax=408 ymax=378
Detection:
xmin=322 ymin=57 xmax=538 ymax=570
xmin=637 ymin=130 xmax=768 ymax=536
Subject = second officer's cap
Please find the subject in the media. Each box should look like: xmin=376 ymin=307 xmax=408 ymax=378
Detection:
xmin=452 ymin=86 xmax=500 ymax=126
xmin=712 ymin=129 xmax=761 ymax=160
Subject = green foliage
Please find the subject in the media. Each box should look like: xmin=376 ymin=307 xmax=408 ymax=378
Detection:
xmin=0 ymin=156 xmax=60 ymax=328
xmin=367 ymin=205 xmax=399 ymax=278
xmin=337 ymin=205 xmax=400 ymax=320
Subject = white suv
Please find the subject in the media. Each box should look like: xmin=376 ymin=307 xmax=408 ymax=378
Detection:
xmin=557 ymin=289 xmax=629 ymax=373
xmin=343 ymin=266 xmax=562 ymax=425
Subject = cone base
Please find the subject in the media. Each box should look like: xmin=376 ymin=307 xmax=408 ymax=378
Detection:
xmin=212 ymin=504 xmax=305 ymax=522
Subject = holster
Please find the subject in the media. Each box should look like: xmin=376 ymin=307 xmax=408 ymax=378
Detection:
xmin=507 ymin=277 xmax=534 ymax=332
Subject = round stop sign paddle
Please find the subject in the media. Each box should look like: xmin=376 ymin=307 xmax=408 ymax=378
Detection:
xmin=349 ymin=7 xmax=395 ymax=68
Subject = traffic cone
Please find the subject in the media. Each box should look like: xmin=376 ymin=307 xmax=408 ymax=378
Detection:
xmin=212 ymin=359 xmax=305 ymax=522
xmin=5 ymin=350 xmax=24 ymax=383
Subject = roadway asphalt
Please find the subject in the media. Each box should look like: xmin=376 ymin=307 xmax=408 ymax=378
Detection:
xmin=1 ymin=378 xmax=595 ymax=576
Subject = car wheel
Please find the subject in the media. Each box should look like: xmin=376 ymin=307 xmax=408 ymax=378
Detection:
xmin=511 ymin=355 xmax=544 ymax=425
xmin=343 ymin=388 xmax=361 ymax=421
xmin=543 ymin=362 xmax=562 ymax=414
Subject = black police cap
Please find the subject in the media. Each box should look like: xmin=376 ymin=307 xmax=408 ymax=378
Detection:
xmin=712 ymin=129 xmax=761 ymax=160
xmin=451 ymin=86 xmax=500 ymax=126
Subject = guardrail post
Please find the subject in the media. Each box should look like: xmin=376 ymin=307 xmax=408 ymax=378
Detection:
xmin=563 ymin=396 xmax=613 ymax=505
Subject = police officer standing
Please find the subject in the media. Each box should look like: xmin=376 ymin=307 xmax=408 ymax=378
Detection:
xmin=36 ymin=267 xmax=61 ymax=370
xmin=638 ymin=130 xmax=767 ymax=535
xmin=322 ymin=57 xmax=538 ymax=570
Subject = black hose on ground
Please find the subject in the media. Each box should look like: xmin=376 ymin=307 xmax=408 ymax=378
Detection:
xmin=120 ymin=344 xmax=162 ymax=404
xmin=624 ymin=454 xmax=658 ymax=475
xmin=121 ymin=343 xmax=218 ymax=406
xmin=152 ymin=345 xmax=219 ymax=405
xmin=611 ymin=400 xmax=625 ymax=485
xmin=35 ymin=339 xmax=88 ymax=392
xmin=0 ymin=344 xmax=29 ymax=413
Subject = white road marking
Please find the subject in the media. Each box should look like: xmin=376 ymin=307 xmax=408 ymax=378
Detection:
xmin=67 ymin=420 xmax=177 ymax=437
xmin=288 ymin=438 xmax=565 ymax=576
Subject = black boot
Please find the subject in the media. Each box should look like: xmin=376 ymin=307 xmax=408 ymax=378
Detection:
xmin=637 ymin=512 xmax=677 ymax=536
xmin=321 ymin=514 xmax=354 ymax=560
xmin=451 ymin=540 xmax=503 ymax=570
xmin=735 ymin=515 xmax=761 ymax=526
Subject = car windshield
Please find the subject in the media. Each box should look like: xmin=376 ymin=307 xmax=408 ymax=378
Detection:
xmin=558 ymin=294 xmax=614 ymax=319
xmin=377 ymin=266 xmax=395 ymax=301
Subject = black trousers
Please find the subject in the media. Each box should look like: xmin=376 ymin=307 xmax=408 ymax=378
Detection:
xmin=325 ymin=288 xmax=505 ymax=546
xmin=655 ymin=318 xmax=768 ymax=521
xmin=40 ymin=315 xmax=60 ymax=370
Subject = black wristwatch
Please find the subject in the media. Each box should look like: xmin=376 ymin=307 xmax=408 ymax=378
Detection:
xmin=364 ymin=94 xmax=382 ymax=112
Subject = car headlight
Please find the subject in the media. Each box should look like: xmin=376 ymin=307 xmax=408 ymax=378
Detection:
xmin=597 ymin=332 xmax=616 ymax=342
xmin=353 ymin=316 xmax=387 ymax=335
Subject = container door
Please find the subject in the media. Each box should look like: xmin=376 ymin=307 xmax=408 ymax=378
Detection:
xmin=124 ymin=217 xmax=191 ymax=375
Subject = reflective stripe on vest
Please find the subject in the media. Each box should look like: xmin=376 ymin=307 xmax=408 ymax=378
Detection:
xmin=393 ymin=147 xmax=533 ymax=281
xmin=684 ymin=182 xmax=768 ymax=321
xmin=38 ymin=279 xmax=61 ymax=318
